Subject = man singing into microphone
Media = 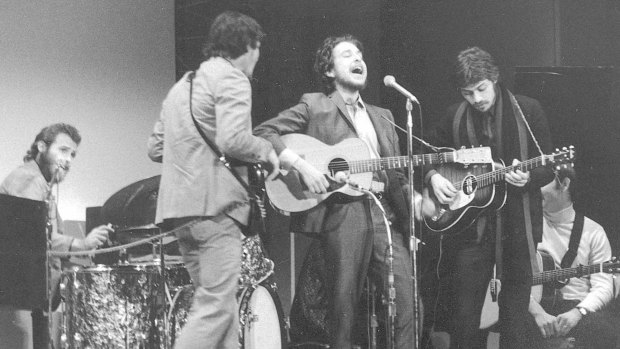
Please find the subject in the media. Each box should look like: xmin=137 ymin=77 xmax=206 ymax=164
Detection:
xmin=255 ymin=34 xmax=428 ymax=348
xmin=0 ymin=123 xmax=112 ymax=348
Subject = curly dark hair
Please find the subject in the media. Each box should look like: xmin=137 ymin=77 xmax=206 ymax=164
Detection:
xmin=24 ymin=123 xmax=81 ymax=162
xmin=453 ymin=46 xmax=500 ymax=88
xmin=314 ymin=34 xmax=364 ymax=93
xmin=202 ymin=11 xmax=265 ymax=60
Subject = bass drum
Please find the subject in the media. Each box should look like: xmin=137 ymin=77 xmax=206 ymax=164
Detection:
xmin=169 ymin=282 xmax=286 ymax=348
xmin=238 ymin=283 xmax=287 ymax=349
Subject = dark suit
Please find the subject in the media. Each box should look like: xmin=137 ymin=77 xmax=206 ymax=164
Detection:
xmin=255 ymin=91 xmax=414 ymax=348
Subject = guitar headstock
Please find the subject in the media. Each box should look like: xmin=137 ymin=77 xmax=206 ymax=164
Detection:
xmin=603 ymin=258 xmax=620 ymax=274
xmin=453 ymin=146 xmax=493 ymax=164
xmin=547 ymin=146 xmax=575 ymax=170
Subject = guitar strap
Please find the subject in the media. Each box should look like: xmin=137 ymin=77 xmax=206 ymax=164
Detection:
xmin=560 ymin=212 xmax=585 ymax=268
xmin=510 ymin=92 xmax=540 ymax=276
xmin=452 ymin=101 xmax=468 ymax=147
xmin=187 ymin=71 xmax=252 ymax=192
xmin=186 ymin=71 xmax=266 ymax=236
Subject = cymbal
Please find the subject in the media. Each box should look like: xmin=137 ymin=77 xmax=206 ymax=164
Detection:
xmin=101 ymin=175 xmax=161 ymax=230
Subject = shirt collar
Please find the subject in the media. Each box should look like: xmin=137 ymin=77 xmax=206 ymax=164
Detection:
xmin=544 ymin=204 xmax=575 ymax=225
xmin=344 ymin=95 xmax=366 ymax=111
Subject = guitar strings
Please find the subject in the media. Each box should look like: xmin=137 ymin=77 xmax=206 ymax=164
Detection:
xmin=449 ymin=154 xmax=564 ymax=189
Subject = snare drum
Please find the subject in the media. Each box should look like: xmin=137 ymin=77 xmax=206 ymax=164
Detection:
xmin=61 ymin=265 xmax=162 ymax=349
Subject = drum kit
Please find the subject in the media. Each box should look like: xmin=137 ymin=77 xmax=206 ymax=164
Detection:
xmin=57 ymin=176 xmax=286 ymax=348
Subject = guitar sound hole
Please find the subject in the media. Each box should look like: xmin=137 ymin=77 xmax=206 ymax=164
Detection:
xmin=327 ymin=157 xmax=350 ymax=178
xmin=462 ymin=175 xmax=478 ymax=195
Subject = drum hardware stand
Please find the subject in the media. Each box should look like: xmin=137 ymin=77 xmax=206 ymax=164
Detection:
xmin=155 ymin=235 xmax=171 ymax=349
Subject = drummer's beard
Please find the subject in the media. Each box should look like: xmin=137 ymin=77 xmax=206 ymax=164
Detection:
xmin=38 ymin=150 xmax=68 ymax=183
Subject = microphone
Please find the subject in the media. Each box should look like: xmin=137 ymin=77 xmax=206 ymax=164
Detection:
xmin=383 ymin=75 xmax=419 ymax=104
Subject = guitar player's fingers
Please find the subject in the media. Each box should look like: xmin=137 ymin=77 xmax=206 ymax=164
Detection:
xmin=534 ymin=312 xmax=557 ymax=338
xmin=294 ymin=158 xmax=328 ymax=193
xmin=556 ymin=309 xmax=581 ymax=336
xmin=430 ymin=173 xmax=457 ymax=204
xmin=505 ymin=159 xmax=530 ymax=187
xmin=265 ymin=149 xmax=281 ymax=181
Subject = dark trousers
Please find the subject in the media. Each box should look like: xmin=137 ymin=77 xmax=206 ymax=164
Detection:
xmin=439 ymin=225 xmax=533 ymax=349
xmin=291 ymin=197 xmax=415 ymax=349
xmin=324 ymin=197 xmax=414 ymax=349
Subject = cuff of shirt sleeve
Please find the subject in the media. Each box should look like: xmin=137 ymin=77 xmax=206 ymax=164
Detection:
xmin=425 ymin=169 xmax=438 ymax=185
xmin=279 ymin=148 xmax=301 ymax=171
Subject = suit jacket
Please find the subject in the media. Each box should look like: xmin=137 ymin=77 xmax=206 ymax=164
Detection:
xmin=429 ymin=85 xmax=554 ymax=243
xmin=148 ymin=57 xmax=273 ymax=225
xmin=254 ymin=91 xmax=410 ymax=234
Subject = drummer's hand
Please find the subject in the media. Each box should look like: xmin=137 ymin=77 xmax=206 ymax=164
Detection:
xmin=74 ymin=225 xmax=113 ymax=251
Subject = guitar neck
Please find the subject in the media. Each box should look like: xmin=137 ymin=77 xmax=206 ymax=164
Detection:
xmin=464 ymin=155 xmax=549 ymax=188
xmin=348 ymin=152 xmax=456 ymax=174
xmin=533 ymin=263 xmax=605 ymax=285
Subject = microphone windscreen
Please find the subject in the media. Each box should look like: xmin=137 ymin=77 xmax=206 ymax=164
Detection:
xmin=383 ymin=75 xmax=396 ymax=87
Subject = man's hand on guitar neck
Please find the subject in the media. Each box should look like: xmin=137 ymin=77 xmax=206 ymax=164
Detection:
xmin=504 ymin=159 xmax=531 ymax=187
xmin=279 ymin=148 xmax=329 ymax=194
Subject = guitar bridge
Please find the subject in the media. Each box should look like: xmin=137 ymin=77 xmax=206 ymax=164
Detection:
xmin=431 ymin=208 xmax=446 ymax=221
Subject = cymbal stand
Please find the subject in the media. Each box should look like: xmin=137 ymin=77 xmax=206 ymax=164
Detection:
xmin=155 ymin=236 xmax=170 ymax=349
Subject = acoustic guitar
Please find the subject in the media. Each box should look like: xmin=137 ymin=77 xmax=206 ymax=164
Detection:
xmin=264 ymin=134 xmax=493 ymax=213
xmin=479 ymin=251 xmax=620 ymax=329
xmin=424 ymin=147 xmax=575 ymax=235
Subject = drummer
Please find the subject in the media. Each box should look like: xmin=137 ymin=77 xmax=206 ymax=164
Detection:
xmin=0 ymin=123 xmax=113 ymax=349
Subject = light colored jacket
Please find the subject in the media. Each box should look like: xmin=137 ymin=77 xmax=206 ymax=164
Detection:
xmin=148 ymin=57 xmax=273 ymax=225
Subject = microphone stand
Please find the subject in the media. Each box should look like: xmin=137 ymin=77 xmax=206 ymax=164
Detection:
xmin=40 ymin=168 xmax=59 ymax=349
xmin=406 ymin=98 xmax=421 ymax=349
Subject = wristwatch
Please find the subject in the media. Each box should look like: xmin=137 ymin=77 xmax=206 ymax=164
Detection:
xmin=577 ymin=307 xmax=588 ymax=316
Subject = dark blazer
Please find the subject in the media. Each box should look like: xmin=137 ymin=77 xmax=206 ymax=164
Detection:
xmin=254 ymin=91 xmax=410 ymax=234
xmin=430 ymin=85 xmax=554 ymax=243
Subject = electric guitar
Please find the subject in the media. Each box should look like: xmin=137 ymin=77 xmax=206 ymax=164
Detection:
xmin=264 ymin=134 xmax=493 ymax=213
xmin=424 ymin=147 xmax=575 ymax=235
xmin=479 ymin=251 xmax=620 ymax=329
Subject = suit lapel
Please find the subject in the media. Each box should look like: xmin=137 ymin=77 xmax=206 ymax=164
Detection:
xmin=328 ymin=91 xmax=357 ymax=134
xmin=366 ymin=104 xmax=392 ymax=157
